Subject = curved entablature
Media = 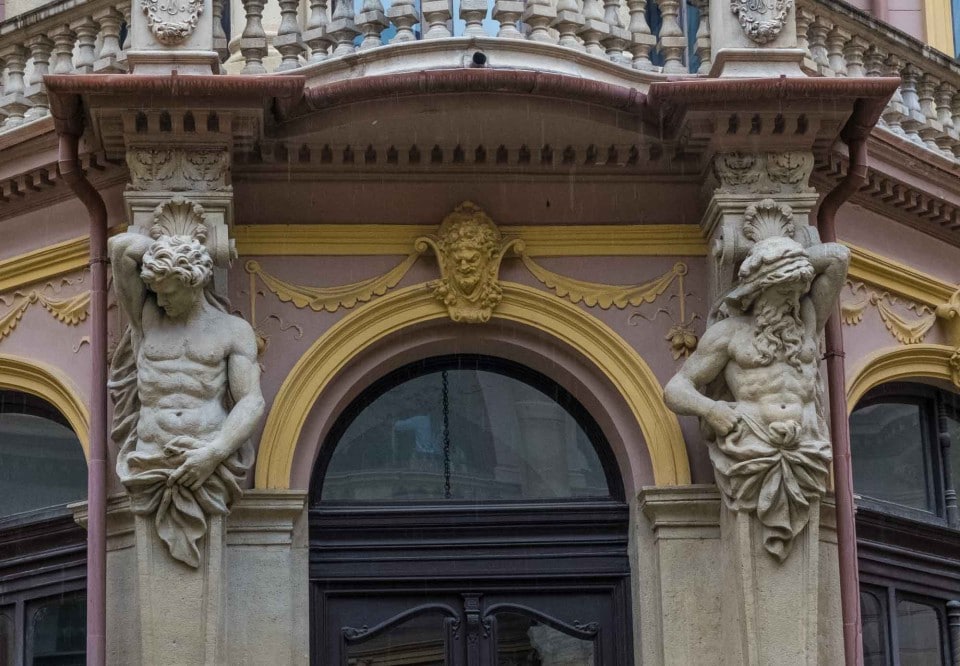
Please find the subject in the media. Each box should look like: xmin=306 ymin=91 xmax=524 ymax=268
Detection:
xmin=846 ymin=344 xmax=960 ymax=412
xmin=0 ymin=353 xmax=89 ymax=458
xmin=255 ymin=281 xmax=690 ymax=493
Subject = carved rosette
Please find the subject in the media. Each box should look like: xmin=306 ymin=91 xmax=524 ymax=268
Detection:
xmin=730 ymin=0 xmax=793 ymax=44
xmin=143 ymin=0 xmax=204 ymax=45
xmin=416 ymin=201 xmax=523 ymax=323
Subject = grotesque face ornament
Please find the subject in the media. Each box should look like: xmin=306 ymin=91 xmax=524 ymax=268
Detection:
xmin=416 ymin=202 xmax=523 ymax=323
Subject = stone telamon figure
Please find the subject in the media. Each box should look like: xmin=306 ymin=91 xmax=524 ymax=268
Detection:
xmin=109 ymin=225 xmax=264 ymax=567
xmin=664 ymin=234 xmax=849 ymax=561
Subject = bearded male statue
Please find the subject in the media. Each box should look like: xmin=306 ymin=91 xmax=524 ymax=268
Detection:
xmin=664 ymin=234 xmax=849 ymax=561
xmin=109 ymin=225 xmax=265 ymax=567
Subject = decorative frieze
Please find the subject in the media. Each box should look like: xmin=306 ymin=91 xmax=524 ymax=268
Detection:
xmin=126 ymin=147 xmax=230 ymax=192
xmin=714 ymin=151 xmax=815 ymax=194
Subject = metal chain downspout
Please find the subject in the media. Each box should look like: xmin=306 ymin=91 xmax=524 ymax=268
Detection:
xmin=817 ymin=124 xmax=870 ymax=666
xmin=57 ymin=128 xmax=108 ymax=666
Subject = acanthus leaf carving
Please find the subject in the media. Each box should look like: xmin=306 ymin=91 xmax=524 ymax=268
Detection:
xmin=142 ymin=0 xmax=204 ymax=45
xmin=127 ymin=148 xmax=230 ymax=192
xmin=730 ymin=0 xmax=793 ymax=45
xmin=714 ymin=152 xmax=814 ymax=194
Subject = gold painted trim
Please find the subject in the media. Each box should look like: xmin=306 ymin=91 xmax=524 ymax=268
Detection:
xmin=0 ymin=237 xmax=89 ymax=293
xmin=0 ymin=353 xmax=89 ymax=457
xmin=846 ymin=344 xmax=955 ymax=412
xmin=233 ymin=224 xmax=708 ymax=256
xmin=845 ymin=243 xmax=954 ymax=307
xmin=255 ymin=281 xmax=690 ymax=489
xmin=924 ymin=0 xmax=955 ymax=55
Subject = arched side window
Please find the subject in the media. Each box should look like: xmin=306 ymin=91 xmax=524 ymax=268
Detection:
xmin=0 ymin=390 xmax=87 ymax=666
xmin=850 ymin=382 xmax=960 ymax=666
xmin=310 ymin=356 xmax=632 ymax=665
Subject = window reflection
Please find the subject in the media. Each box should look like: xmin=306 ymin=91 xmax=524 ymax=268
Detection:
xmin=26 ymin=593 xmax=85 ymax=665
xmin=345 ymin=611 xmax=447 ymax=665
xmin=0 ymin=391 xmax=86 ymax=519
xmin=896 ymin=599 xmax=943 ymax=666
xmin=850 ymin=401 xmax=932 ymax=511
xmin=322 ymin=364 xmax=610 ymax=502
xmin=495 ymin=612 xmax=595 ymax=666
xmin=860 ymin=591 xmax=887 ymax=666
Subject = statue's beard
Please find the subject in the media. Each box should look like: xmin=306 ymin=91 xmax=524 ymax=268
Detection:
xmin=753 ymin=297 xmax=805 ymax=371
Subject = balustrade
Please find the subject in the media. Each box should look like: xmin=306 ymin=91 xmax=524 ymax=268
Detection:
xmin=797 ymin=0 xmax=960 ymax=164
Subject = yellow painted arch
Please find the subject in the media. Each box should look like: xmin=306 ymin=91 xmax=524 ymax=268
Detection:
xmin=846 ymin=344 xmax=956 ymax=413
xmin=255 ymin=281 xmax=690 ymax=489
xmin=0 ymin=353 xmax=90 ymax=458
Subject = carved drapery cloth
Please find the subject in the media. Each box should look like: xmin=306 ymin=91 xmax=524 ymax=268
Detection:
xmin=709 ymin=411 xmax=831 ymax=562
xmin=109 ymin=292 xmax=253 ymax=568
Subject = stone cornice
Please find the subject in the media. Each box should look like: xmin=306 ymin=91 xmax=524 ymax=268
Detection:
xmin=0 ymin=235 xmax=89 ymax=292
xmin=845 ymin=244 xmax=955 ymax=307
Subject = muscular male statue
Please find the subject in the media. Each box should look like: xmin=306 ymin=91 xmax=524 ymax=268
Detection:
xmin=109 ymin=228 xmax=265 ymax=567
xmin=664 ymin=235 xmax=848 ymax=560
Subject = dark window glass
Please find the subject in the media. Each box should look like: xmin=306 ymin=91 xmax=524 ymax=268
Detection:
xmin=861 ymin=590 xmax=888 ymax=666
xmin=25 ymin=593 xmax=85 ymax=666
xmin=321 ymin=363 xmax=611 ymax=502
xmin=494 ymin=612 xmax=596 ymax=665
xmin=947 ymin=415 xmax=960 ymax=502
xmin=1 ymin=608 xmax=14 ymax=666
xmin=850 ymin=401 xmax=933 ymax=512
xmin=0 ymin=392 xmax=86 ymax=519
xmin=895 ymin=598 xmax=944 ymax=666
xmin=344 ymin=611 xmax=447 ymax=664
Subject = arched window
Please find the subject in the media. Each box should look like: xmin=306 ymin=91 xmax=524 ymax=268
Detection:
xmin=310 ymin=356 xmax=632 ymax=664
xmin=0 ymin=390 xmax=87 ymax=666
xmin=850 ymin=382 xmax=960 ymax=666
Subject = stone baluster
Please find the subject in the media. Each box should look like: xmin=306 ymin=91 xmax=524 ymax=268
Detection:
xmin=50 ymin=25 xmax=77 ymax=75
xmin=303 ymin=0 xmax=332 ymax=59
xmin=240 ymin=0 xmax=269 ymax=73
xmin=461 ymin=0 xmax=489 ymax=36
xmin=825 ymin=25 xmax=849 ymax=76
xmin=796 ymin=7 xmax=814 ymax=63
xmin=356 ymin=0 xmax=388 ymax=49
xmin=94 ymin=6 xmax=127 ymax=72
xmin=690 ymin=0 xmax=710 ymax=74
xmin=118 ymin=2 xmax=132 ymax=67
xmin=387 ymin=0 xmax=419 ymax=41
xmin=842 ymin=35 xmax=868 ymax=78
xmin=863 ymin=46 xmax=885 ymax=126
xmin=421 ymin=0 xmax=453 ymax=38
xmin=899 ymin=64 xmax=926 ymax=145
xmin=880 ymin=54 xmax=907 ymax=136
xmin=524 ymin=0 xmax=560 ymax=43
xmin=72 ymin=17 xmax=100 ymax=74
xmin=655 ymin=0 xmax=686 ymax=74
xmin=808 ymin=17 xmax=831 ymax=73
xmin=493 ymin=0 xmax=525 ymax=38
xmin=917 ymin=74 xmax=946 ymax=154
xmin=952 ymin=91 xmax=960 ymax=160
xmin=24 ymin=36 xmax=53 ymax=120
xmin=626 ymin=0 xmax=654 ymax=69
xmin=328 ymin=0 xmax=360 ymax=53
xmin=578 ymin=0 xmax=610 ymax=57
xmin=213 ymin=0 xmax=230 ymax=64
xmin=275 ymin=0 xmax=305 ymax=68
xmin=553 ymin=0 xmax=585 ymax=49
xmin=601 ymin=0 xmax=630 ymax=62
xmin=0 ymin=46 xmax=30 ymax=128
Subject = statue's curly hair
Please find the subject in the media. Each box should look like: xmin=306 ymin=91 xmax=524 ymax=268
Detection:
xmin=441 ymin=219 xmax=498 ymax=258
xmin=140 ymin=235 xmax=213 ymax=289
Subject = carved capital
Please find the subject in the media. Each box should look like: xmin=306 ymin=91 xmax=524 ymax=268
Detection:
xmin=730 ymin=0 xmax=793 ymax=44
xmin=713 ymin=152 xmax=814 ymax=195
xmin=127 ymin=147 xmax=230 ymax=192
xmin=416 ymin=201 xmax=522 ymax=323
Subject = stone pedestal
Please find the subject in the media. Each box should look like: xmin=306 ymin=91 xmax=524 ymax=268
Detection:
xmin=134 ymin=514 xmax=227 ymax=665
xmin=719 ymin=500 xmax=820 ymax=666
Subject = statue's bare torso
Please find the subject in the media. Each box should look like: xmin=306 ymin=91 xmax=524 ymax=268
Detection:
xmin=136 ymin=299 xmax=237 ymax=454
